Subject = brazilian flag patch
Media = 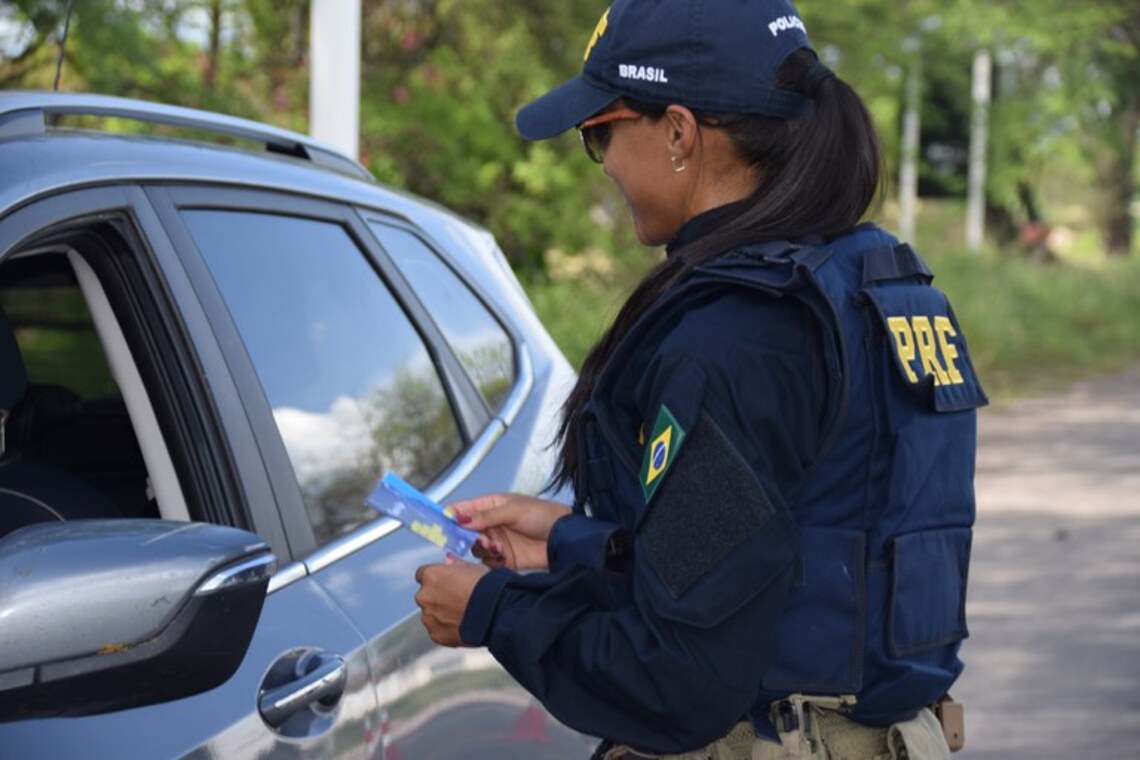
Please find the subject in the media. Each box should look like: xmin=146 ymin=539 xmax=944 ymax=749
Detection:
xmin=639 ymin=404 xmax=686 ymax=503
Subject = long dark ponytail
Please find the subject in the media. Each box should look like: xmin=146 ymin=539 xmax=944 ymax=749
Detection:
xmin=551 ymin=48 xmax=884 ymax=494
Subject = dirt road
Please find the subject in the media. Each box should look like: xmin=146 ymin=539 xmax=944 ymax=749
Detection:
xmin=952 ymin=365 xmax=1140 ymax=758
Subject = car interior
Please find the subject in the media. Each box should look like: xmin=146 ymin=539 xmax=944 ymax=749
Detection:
xmin=0 ymin=244 xmax=182 ymax=539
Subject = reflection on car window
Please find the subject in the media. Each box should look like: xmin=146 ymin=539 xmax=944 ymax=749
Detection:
xmin=369 ymin=223 xmax=515 ymax=413
xmin=182 ymin=210 xmax=462 ymax=545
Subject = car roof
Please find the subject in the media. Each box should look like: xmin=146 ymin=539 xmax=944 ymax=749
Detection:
xmin=0 ymin=91 xmax=471 ymax=236
xmin=0 ymin=90 xmax=371 ymax=176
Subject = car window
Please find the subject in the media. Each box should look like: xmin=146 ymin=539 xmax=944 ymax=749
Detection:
xmin=181 ymin=210 xmax=463 ymax=545
xmin=0 ymin=253 xmax=155 ymax=520
xmin=0 ymin=260 xmax=117 ymax=399
xmin=369 ymin=222 xmax=516 ymax=414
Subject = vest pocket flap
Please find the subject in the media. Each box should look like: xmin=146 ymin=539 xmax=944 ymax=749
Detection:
xmin=637 ymin=410 xmax=795 ymax=629
xmin=760 ymin=527 xmax=866 ymax=693
xmin=638 ymin=507 xmax=797 ymax=630
xmin=861 ymin=286 xmax=988 ymax=412
xmin=889 ymin=527 xmax=971 ymax=657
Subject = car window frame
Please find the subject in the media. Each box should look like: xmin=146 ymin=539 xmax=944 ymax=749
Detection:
xmin=0 ymin=185 xmax=292 ymax=560
xmin=146 ymin=184 xmax=515 ymax=566
xmin=355 ymin=212 xmax=537 ymax=509
xmin=358 ymin=212 xmax=535 ymax=430
xmin=361 ymin=216 xmax=517 ymax=406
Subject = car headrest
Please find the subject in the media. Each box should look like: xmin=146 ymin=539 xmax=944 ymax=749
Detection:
xmin=0 ymin=303 xmax=29 ymax=412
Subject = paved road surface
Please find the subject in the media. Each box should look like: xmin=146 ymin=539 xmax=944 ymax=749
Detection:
xmin=953 ymin=365 xmax=1140 ymax=758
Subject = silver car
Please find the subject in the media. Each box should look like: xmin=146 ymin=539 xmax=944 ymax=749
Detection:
xmin=0 ymin=91 xmax=590 ymax=758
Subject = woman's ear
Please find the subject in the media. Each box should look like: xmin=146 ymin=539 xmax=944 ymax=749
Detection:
xmin=664 ymin=105 xmax=699 ymax=159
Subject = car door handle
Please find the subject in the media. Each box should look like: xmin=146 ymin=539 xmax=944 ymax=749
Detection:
xmin=258 ymin=653 xmax=348 ymax=728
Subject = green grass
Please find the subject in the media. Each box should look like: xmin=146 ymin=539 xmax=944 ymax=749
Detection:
xmin=924 ymin=246 xmax=1140 ymax=401
xmin=523 ymin=199 xmax=1140 ymax=404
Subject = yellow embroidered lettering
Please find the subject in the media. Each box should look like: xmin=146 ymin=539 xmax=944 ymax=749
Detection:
xmin=912 ymin=316 xmax=951 ymax=386
xmin=934 ymin=316 xmax=964 ymax=384
xmin=888 ymin=316 xmax=919 ymax=384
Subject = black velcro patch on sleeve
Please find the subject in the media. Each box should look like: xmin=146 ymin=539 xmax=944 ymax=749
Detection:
xmin=640 ymin=411 xmax=774 ymax=597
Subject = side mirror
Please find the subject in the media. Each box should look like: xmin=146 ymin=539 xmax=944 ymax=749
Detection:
xmin=0 ymin=519 xmax=276 ymax=720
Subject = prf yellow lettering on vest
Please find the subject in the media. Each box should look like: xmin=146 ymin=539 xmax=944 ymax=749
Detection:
xmin=934 ymin=316 xmax=965 ymax=384
xmin=911 ymin=316 xmax=951 ymax=386
xmin=887 ymin=316 xmax=918 ymax=383
xmin=887 ymin=315 xmax=964 ymax=387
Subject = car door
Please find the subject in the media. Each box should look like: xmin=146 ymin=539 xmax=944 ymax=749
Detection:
xmin=0 ymin=186 xmax=385 ymax=758
xmin=146 ymin=185 xmax=595 ymax=758
xmin=0 ymin=181 xmax=591 ymax=758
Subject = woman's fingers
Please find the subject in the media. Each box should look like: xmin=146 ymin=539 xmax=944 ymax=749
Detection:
xmin=449 ymin=493 xmax=511 ymax=519
xmin=446 ymin=494 xmax=567 ymax=572
xmin=413 ymin=561 xmax=489 ymax=647
xmin=452 ymin=500 xmax=529 ymax=531
xmin=472 ymin=534 xmax=508 ymax=567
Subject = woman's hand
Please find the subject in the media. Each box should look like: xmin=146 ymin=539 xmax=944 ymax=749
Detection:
xmin=414 ymin=557 xmax=489 ymax=647
xmin=449 ymin=493 xmax=571 ymax=572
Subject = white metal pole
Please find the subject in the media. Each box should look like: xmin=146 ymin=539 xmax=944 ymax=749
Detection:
xmin=309 ymin=0 xmax=361 ymax=159
xmin=899 ymin=51 xmax=922 ymax=243
xmin=966 ymin=47 xmax=992 ymax=252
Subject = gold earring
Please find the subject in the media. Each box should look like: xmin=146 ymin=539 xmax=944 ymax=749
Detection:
xmin=670 ymin=155 xmax=686 ymax=173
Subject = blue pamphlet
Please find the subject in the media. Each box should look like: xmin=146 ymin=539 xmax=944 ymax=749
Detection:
xmin=366 ymin=472 xmax=478 ymax=556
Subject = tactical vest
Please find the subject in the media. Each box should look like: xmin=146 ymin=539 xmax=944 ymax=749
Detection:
xmin=579 ymin=224 xmax=986 ymax=731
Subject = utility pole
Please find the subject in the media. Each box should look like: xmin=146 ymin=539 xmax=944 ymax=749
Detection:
xmin=966 ymin=47 xmax=992 ymax=252
xmin=309 ymin=0 xmax=361 ymax=159
xmin=899 ymin=39 xmax=922 ymax=243
xmin=898 ymin=17 xmax=941 ymax=244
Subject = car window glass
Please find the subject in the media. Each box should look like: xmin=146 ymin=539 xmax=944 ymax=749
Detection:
xmin=0 ymin=262 xmax=117 ymax=398
xmin=369 ymin=223 xmax=515 ymax=413
xmin=0 ymin=255 xmax=154 ymax=518
xmin=182 ymin=210 xmax=463 ymax=545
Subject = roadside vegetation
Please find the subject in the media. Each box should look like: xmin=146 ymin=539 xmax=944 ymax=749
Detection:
xmin=3 ymin=1 xmax=1138 ymax=401
xmin=525 ymin=197 xmax=1140 ymax=403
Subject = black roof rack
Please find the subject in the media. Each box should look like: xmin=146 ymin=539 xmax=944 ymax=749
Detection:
xmin=0 ymin=91 xmax=374 ymax=182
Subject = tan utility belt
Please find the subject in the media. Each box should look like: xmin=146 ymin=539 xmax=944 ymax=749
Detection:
xmin=597 ymin=694 xmax=965 ymax=759
xmin=773 ymin=693 xmax=964 ymax=753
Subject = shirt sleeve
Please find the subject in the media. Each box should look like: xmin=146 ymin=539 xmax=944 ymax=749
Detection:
xmin=545 ymin=513 xmax=627 ymax=573
xmin=459 ymin=291 xmax=824 ymax=753
xmin=461 ymin=516 xmax=797 ymax=751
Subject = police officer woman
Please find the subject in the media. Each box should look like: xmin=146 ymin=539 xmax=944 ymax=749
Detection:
xmin=413 ymin=1 xmax=985 ymax=757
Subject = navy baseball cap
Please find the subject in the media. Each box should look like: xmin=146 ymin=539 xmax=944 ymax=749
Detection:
xmin=516 ymin=0 xmax=816 ymax=140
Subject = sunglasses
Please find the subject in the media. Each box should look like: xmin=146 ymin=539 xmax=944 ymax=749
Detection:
xmin=577 ymin=108 xmax=643 ymax=163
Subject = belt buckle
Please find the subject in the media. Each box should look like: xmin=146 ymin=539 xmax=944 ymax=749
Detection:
xmin=775 ymin=699 xmax=800 ymax=733
xmin=773 ymin=694 xmax=859 ymax=755
xmin=775 ymin=695 xmax=812 ymax=754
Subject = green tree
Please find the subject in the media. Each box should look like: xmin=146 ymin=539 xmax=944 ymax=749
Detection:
xmin=357 ymin=0 xmax=642 ymax=274
xmin=4 ymin=1 xmax=1133 ymax=263
xmin=945 ymin=0 xmax=1137 ymax=256
xmin=1081 ymin=2 xmax=1138 ymax=256
xmin=1 ymin=0 xmax=195 ymax=95
xmin=804 ymin=0 xmax=1136 ymax=258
